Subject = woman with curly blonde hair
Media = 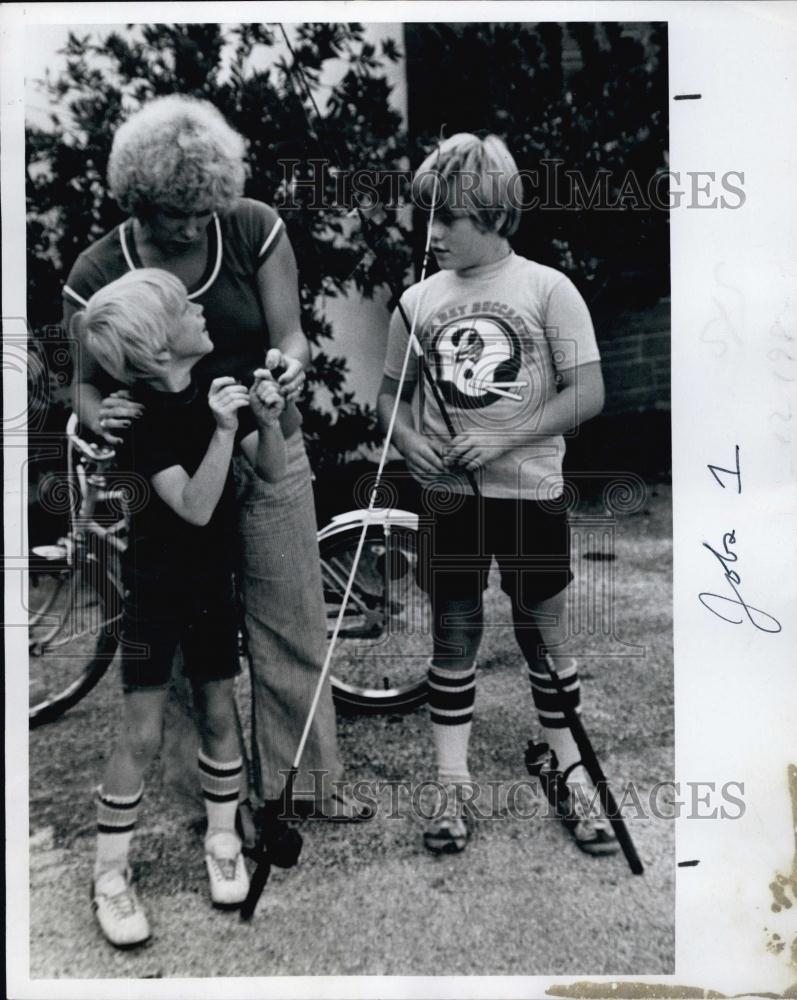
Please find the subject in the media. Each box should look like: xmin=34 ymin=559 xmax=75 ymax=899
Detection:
xmin=106 ymin=96 xmax=247 ymax=220
xmin=65 ymin=95 xmax=367 ymax=946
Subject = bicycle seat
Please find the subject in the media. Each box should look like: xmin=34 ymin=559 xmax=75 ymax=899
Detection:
xmin=66 ymin=412 xmax=116 ymax=463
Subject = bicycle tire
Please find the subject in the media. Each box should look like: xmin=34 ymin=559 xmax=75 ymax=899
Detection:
xmin=29 ymin=540 xmax=122 ymax=728
xmin=320 ymin=518 xmax=430 ymax=714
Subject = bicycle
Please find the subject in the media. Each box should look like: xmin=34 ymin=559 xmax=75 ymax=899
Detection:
xmin=28 ymin=416 xmax=431 ymax=728
xmin=28 ymin=415 xmax=126 ymax=726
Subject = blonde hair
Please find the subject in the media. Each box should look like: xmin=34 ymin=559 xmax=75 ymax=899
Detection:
xmin=108 ymin=95 xmax=247 ymax=218
xmin=412 ymin=133 xmax=521 ymax=237
xmin=78 ymin=269 xmax=187 ymax=385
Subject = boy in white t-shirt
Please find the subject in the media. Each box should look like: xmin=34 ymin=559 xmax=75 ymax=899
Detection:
xmin=378 ymin=133 xmax=617 ymax=856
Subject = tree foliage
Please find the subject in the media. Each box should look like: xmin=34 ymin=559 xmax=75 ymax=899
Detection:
xmin=26 ymin=22 xmax=409 ymax=471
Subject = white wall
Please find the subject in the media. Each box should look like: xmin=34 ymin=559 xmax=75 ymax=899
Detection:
xmin=299 ymin=23 xmax=407 ymax=413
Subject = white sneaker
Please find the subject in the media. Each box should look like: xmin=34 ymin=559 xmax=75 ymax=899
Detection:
xmin=92 ymin=868 xmax=151 ymax=948
xmin=205 ymin=832 xmax=250 ymax=909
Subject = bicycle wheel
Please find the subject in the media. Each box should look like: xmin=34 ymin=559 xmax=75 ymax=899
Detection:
xmin=29 ymin=541 xmax=122 ymax=727
xmin=320 ymin=518 xmax=430 ymax=714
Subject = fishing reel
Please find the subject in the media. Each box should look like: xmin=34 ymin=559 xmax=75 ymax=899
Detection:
xmin=524 ymin=739 xmax=556 ymax=777
xmin=258 ymin=801 xmax=303 ymax=869
xmin=266 ymin=822 xmax=303 ymax=869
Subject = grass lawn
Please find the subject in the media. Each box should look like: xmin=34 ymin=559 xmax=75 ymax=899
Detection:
xmin=27 ymin=483 xmax=673 ymax=978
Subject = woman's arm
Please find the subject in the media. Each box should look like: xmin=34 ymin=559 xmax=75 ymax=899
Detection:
xmin=255 ymin=234 xmax=309 ymax=403
xmin=67 ymin=298 xmax=106 ymax=434
xmin=65 ymin=298 xmax=143 ymax=443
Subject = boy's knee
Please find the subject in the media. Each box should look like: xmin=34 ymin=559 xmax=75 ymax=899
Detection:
xmin=434 ymin=597 xmax=482 ymax=632
xmin=201 ymin=710 xmax=236 ymax=745
xmin=435 ymin=615 xmax=482 ymax=649
xmin=124 ymin=721 xmax=163 ymax=763
xmin=197 ymin=688 xmax=237 ymax=743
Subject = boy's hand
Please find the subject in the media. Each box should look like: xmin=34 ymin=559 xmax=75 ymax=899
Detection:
xmin=208 ymin=377 xmax=250 ymax=431
xmin=445 ymin=433 xmax=507 ymax=472
xmin=265 ymin=348 xmax=305 ymax=404
xmin=249 ymin=369 xmax=285 ymax=428
xmin=402 ymin=430 xmax=447 ymax=480
xmin=97 ymin=389 xmax=144 ymax=444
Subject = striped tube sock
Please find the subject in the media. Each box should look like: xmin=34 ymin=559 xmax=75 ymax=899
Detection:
xmin=428 ymin=662 xmax=476 ymax=784
xmin=198 ymin=750 xmax=243 ymax=841
xmin=94 ymin=783 xmax=144 ymax=879
xmin=528 ymin=657 xmax=583 ymax=776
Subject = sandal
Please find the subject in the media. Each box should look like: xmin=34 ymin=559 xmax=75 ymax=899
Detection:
xmin=423 ymin=783 xmax=474 ymax=855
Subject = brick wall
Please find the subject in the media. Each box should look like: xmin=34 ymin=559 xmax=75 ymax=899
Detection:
xmin=594 ymin=298 xmax=671 ymax=415
xmin=560 ymin=22 xmax=660 ymax=77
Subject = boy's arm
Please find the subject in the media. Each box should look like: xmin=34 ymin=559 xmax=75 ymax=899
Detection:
xmin=534 ymin=359 xmax=605 ymax=434
xmin=377 ymin=375 xmax=447 ymax=479
xmin=151 ymin=431 xmax=235 ymax=527
xmin=447 ymin=275 xmax=604 ymax=471
xmin=150 ymin=379 xmax=249 ymax=526
xmin=238 ymin=370 xmax=287 ymax=482
xmin=239 ymin=426 xmax=286 ymax=483
xmin=377 ymin=302 xmax=446 ymax=480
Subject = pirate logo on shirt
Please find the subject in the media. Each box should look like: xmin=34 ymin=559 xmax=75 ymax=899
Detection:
xmin=430 ymin=314 xmax=526 ymax=410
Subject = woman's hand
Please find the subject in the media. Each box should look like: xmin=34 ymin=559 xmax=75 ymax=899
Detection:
xmin=208 ymin=377 xmax=250 ymax=431
xmin=97 ymin=390 xmax=145 ymax=445
xmin=249 ymin=369 xmax=285 ymax=428
xmin=265 ymin=348 xmax=305 ymax=404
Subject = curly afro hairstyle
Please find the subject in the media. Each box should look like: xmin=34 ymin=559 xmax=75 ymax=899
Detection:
xmin=107 ymin=95 xmax=247 ymax=218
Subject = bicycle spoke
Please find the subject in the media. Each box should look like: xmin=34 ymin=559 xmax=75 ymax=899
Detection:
xmin=320 ymin=526 xmax=431 ymax=711
xmin=28 ymin=562 xmax=119 ymax=724
xmin=322 ymin=558 xmax=377 ymax=619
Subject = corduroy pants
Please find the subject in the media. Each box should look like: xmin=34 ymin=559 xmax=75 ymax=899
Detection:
xmin=233 ymin=431 xmax=342 ymax=801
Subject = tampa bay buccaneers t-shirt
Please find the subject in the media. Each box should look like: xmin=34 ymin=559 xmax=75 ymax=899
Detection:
xmin=382 ymin=252 xmax=600 ymax=500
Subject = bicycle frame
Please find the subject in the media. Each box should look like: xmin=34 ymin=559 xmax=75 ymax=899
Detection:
xmin=65 ymin=413 xmax=127 ymax=557
xmin=29 ymin=416 xmax=124 ymax=645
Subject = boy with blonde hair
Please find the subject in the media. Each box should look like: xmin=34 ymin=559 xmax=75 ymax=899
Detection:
xmin=75 ymin=268 xmax=286 ymax=946
xmin=378 ymin=133 xmax=617 ymax=855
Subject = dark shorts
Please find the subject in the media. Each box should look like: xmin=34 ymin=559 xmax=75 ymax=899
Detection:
xmin=119 ymin=564 xmax=240 ymax=690
xmin=417 ymin=490 xmax=573 ymax=612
